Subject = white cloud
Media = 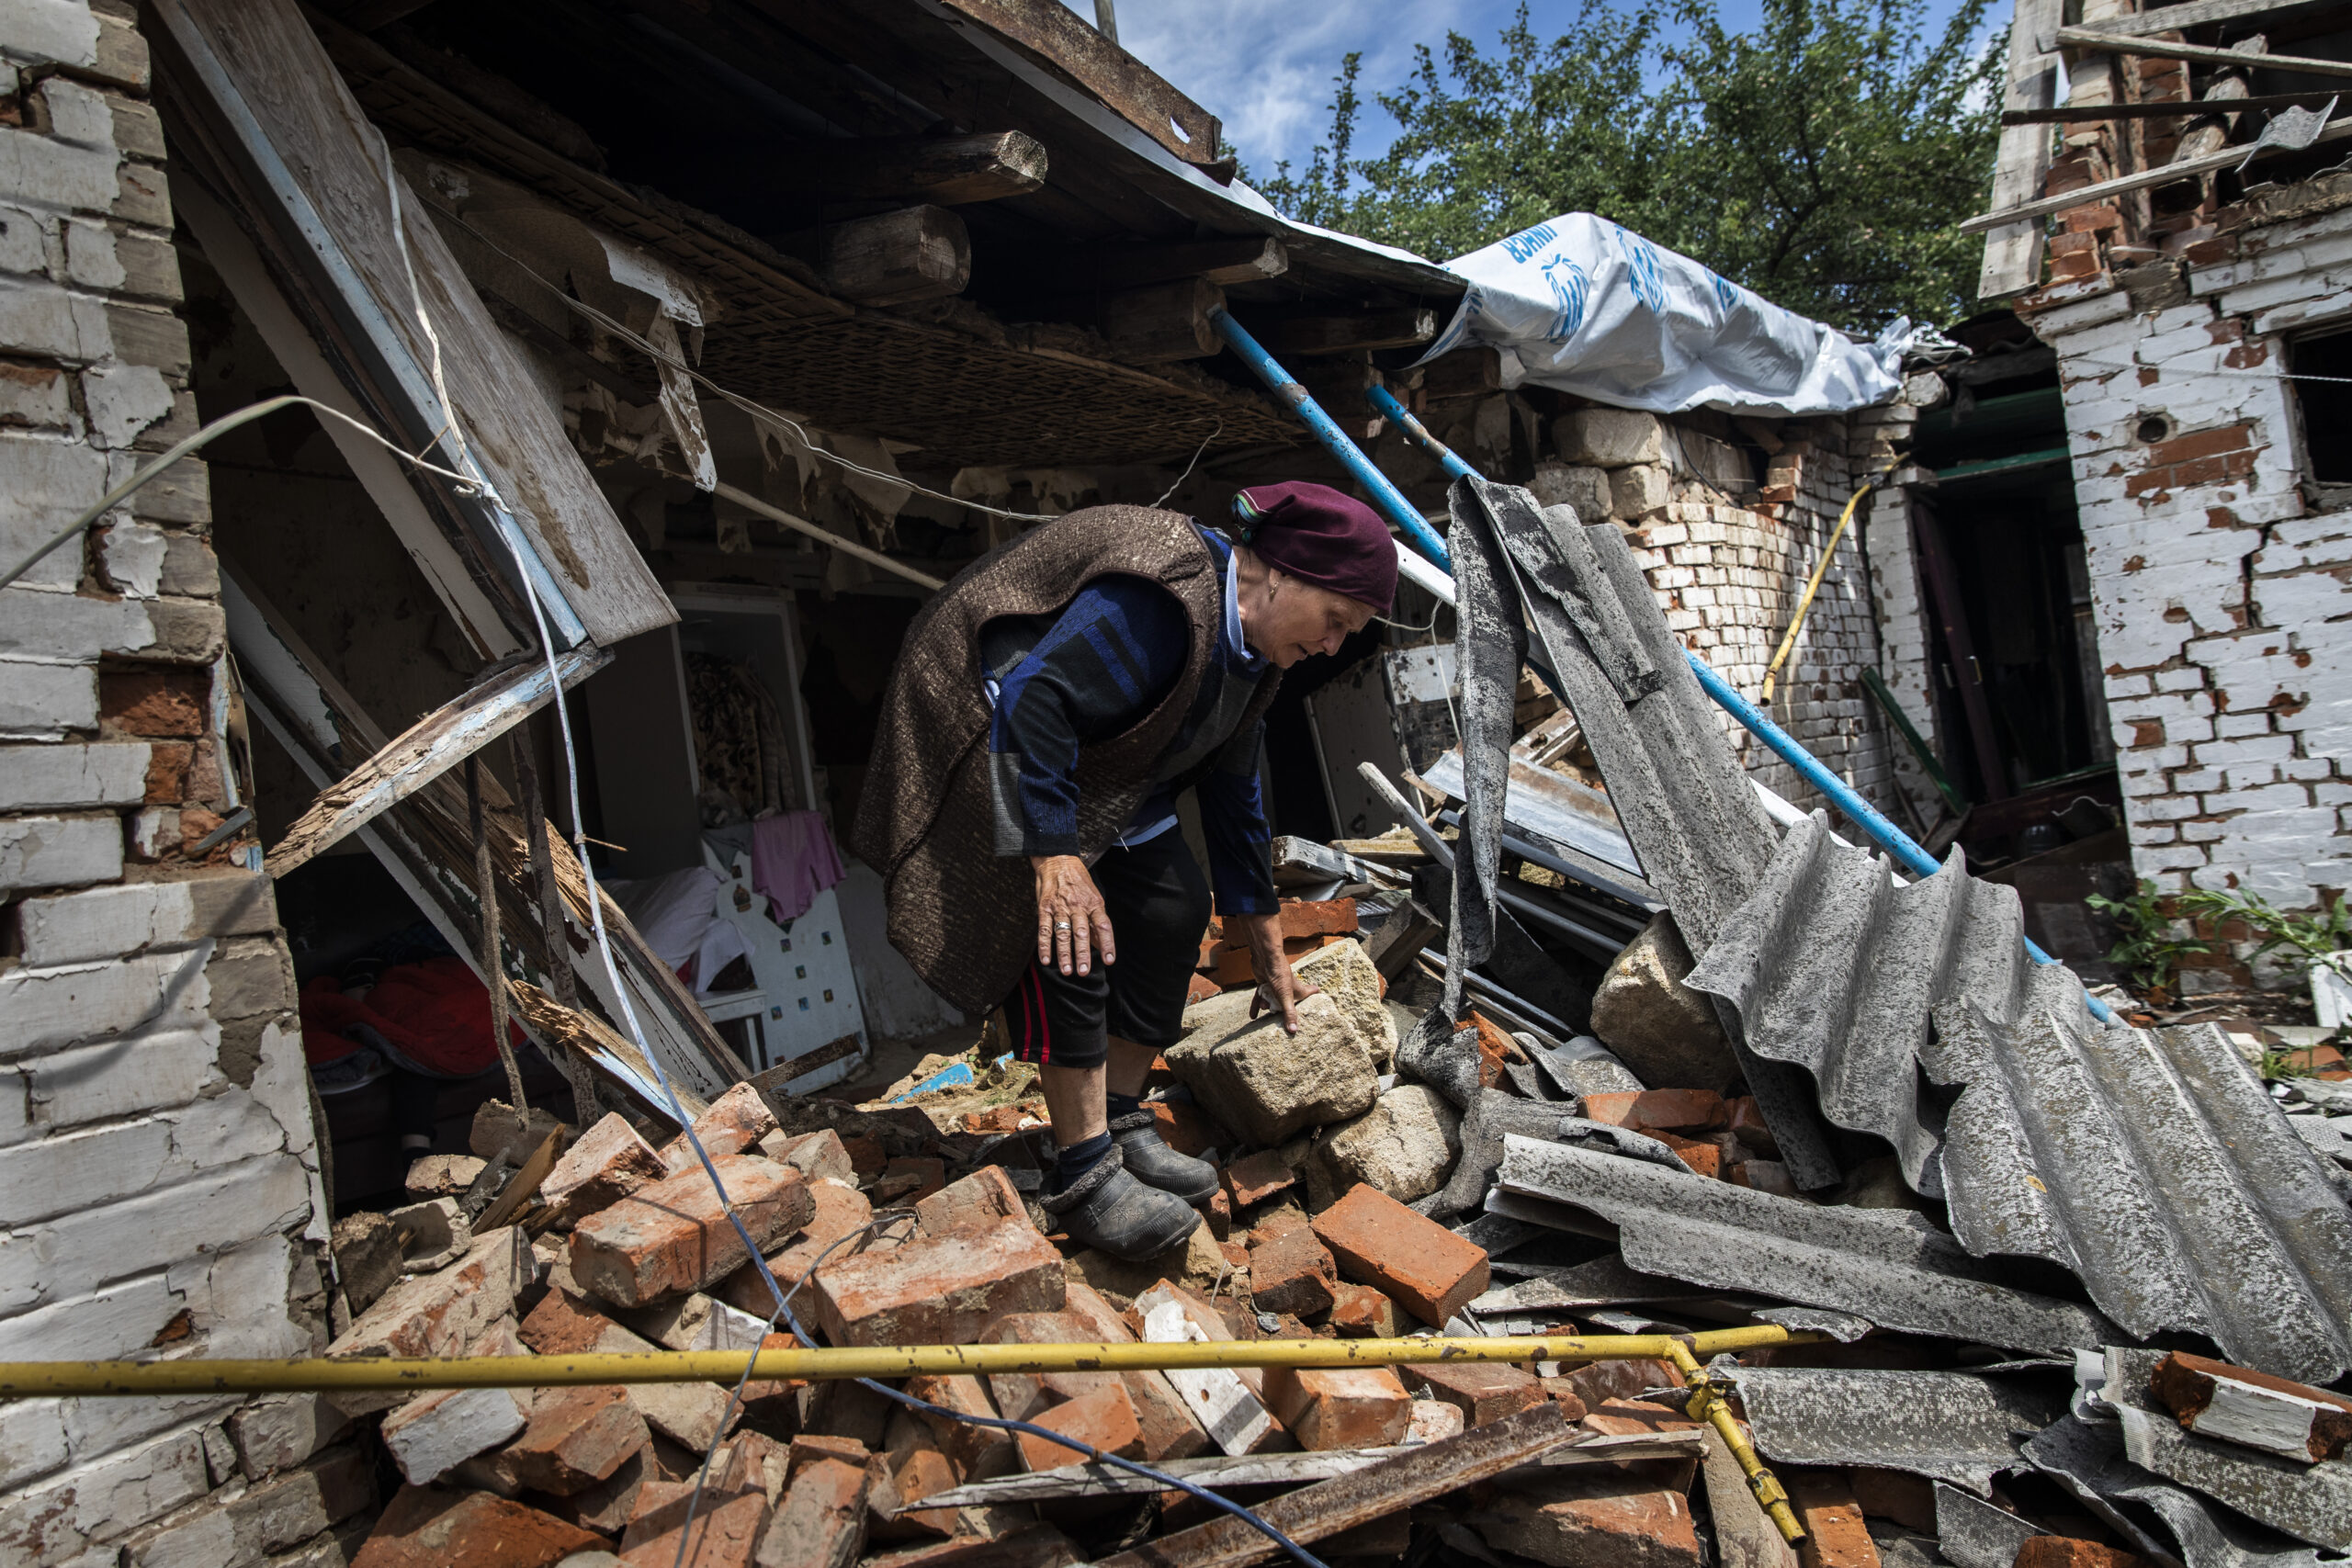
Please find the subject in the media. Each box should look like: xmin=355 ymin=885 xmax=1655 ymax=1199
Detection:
xmin=1079 ymin=0 xmax=1494 ymax=174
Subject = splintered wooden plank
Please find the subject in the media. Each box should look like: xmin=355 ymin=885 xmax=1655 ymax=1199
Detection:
xmin=267 ymin=646 xmax=609 ymax=878
xmin=2066 ymin=0 xmax=2339 ymax=39
xmin=1976 ymin=0 xmax=2061 ymax=299
xmin=733 ymin=131 xmax=1048 ymax=205
xmin=151 ymin=0 xmax=677 ymax=645
xmin=1092 ymin=1402 xmax=1581 ymax=1568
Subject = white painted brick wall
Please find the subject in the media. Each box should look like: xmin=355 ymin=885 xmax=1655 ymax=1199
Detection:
xmin=0 ymin=5 xmax=341 ymax=1559
xmin=2030 ymin=203 xmax=2352 ymax=922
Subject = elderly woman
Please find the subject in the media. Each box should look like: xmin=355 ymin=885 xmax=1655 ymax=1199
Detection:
xmin=856 ymin=482 xmax=1397 ymax=1259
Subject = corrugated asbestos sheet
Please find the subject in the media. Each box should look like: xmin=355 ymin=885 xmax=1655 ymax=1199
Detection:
xmin=1682 ymin=813 xmax=2352 ymax=1385
xmin=2026 ymin=1416 xmax=2330 ymax=1568
xmin=1725 ymin=1367 xmax=2068 ymax=1494
xmin=1492 ymin=1134 xmax=2119 ymax=1357
xmin=1443 ymin=478 xmax=1838 ymax=1183
xmin=1938 ymin=976 xmax=2352 ymax=1385
xmin=2092 ymin=1349 xmax=2352 ymax=1551
xmin=1682 ymin=811 xmax=2037 ymax=1195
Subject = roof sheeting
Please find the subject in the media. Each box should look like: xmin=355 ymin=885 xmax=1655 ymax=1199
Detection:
xmin=1936 ymin=974 xmax=2352 ymax=1385
xmin=1725 ymin=1366 xmax=2068 ymax=1495
xmin=1492 ymin=1134 xmax=2120 ymax=1358
xmin=1679 ymin=810 xmax=2352 ymax=1385
xmin=2028 ymin=1415 xmax=2333 ymax=1568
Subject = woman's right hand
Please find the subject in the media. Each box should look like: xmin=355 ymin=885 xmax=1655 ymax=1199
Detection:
xmin=1032 ymin=854 xmax=1116 ymax=976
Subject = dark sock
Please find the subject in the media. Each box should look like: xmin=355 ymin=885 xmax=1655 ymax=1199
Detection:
xmin=1052 ymin=1131 xmax=1114 ymax=1194
xmin=1105 ymin=1091 xmax=1144 ymax=1123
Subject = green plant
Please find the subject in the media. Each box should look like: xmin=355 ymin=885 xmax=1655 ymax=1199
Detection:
xmin=2085 ymin=880 xmax=2207 ymax=998
xmin=2173 ymin=887 xmax=2352 ymax=979
xmin=1249 ymin=0 xmax=2004 ymax=330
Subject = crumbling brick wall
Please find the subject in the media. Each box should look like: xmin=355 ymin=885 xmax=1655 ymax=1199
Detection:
xmin=0 ymin=2 xmax=369 ymax=1560
xmin=2020 ymin=205 xmax=2352 ymax=941
xmin=1600 ymin=412 xmax=1905 ymax=821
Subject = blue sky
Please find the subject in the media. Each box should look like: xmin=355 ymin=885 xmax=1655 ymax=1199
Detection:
xmin=1067 ymin=0 xmax=2000 ymax=183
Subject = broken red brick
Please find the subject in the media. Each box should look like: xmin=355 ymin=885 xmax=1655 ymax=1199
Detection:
xmin=759 ymin=1457 xmax=869 ymax=1568
xmin=1537 ymin=1380 xmax=1590 ymax=1417
xmin=789 ymin=1434 xmax=873 ymax=1479
xmin=875 ymin=1156 xmax=947 ymax=1203
xmin=617 ymin=1480 xmax=769 ymax=1568
xmin=661 ymin=1082 xmax=779 ymax=1170
xmin=1406 ymin=1360 xmax=1545 ymax=1427
xmin=541 ymin=1112 xmax=667 ymax=1230
xmin=1261 ymin=1366 xmax=1412 ymax=1450
xmin=1480 ymin=1468 xmax=1702 ymax=1568
xmin=1790 ymin=1471 xmax=1881 ymax=1568
xmin=1015 ymin=1382 xmax=1143 ymax=1471
xmin=1584 ymin=1397 xmax=1702 ymax=1436
xmin=1311 ymin=1184 xmax=1490 ymax=1326
xmin=839 ymin=1134 xmax=887 ymax=1176
xmin=2013 ymin=1541 xmax=2157 ymax=1568
xmin=979 ymin=1311 xmax=1127 ymax=1422
xmin=350 ymin=1485 xmax=603 ymax=1568
xmin=570 ymin=1155 xmax=813 ymax=1308
xmin=913 ymin=1165 xmax=1024 ymax=1236
xmin=1186 ymin=973 xmax=1222 ymax=1004
xmin=1278 ymin=898 xmax=1359 ymax=940
xmin=1581 ymin=1089 xmax=1727 ymax=1134
xmin=1056 ymin=1282 xmax=1210 ymax=1462
xmin=1654 ymin=1130 xmax=1723 ymax=1179
xmin=503 ymin=1384 xmax=650 ymax=1496
xmin=1222 ymin=1149 xmax=1296 ymax=1207
xmin=875 ymin=1428 xmax=963 ymax=1541
xmin=1566 ymin=1359 xmax=1680 ymax=1410
xmin=1150 ymin=1099 xmax=1225 ymax=1157
xmin=101 ymin=670 xmax=208 ymax=738
xmin=1849 ymin=1467 xmax=1936 ymax=1533
xmin=1248 ymin=1223 xmax=1338 ymax=1316
xmin=762 ymin=1128 xmax=857 ymax=1185
xmin=904 ymin=1373 xmax=1016 ymax=1477
xmin=813 ymin=1216 xmax=1066 ymax=1346
xmin=721 ymin=1179 xmax=878 ymax=1314
xmin=1328 ymin=1282 xmax=1403 ymax=1338
xmin=1727 ymin=1097 xmax=1780 ymax=1156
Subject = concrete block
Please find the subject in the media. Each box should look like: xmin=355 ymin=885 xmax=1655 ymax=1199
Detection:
xmin=1165 ymin=991 xmax=1378 ymax=1146
xmin=1588 ymin=914 xmax=1738 ymax=1091
xmin=1555 ymin=409 xmax=1665 ymax=467
xmin=1317 ymin=1083 xmax=1460 ymax=1204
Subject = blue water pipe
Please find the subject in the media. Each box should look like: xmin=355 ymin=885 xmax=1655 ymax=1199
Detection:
xmin=1283 ymin=368 xmax=2110 ymax=1020
xmin=1211 ymin=311 xmax=1453 ymax=572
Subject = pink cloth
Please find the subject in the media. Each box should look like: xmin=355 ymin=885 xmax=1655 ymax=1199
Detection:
xmin=751 ymin=809 xmax=845 ymax=924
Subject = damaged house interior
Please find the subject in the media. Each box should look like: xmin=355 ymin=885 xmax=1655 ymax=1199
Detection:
xmin=0 ymin=0 xmax=2347 ymax=1565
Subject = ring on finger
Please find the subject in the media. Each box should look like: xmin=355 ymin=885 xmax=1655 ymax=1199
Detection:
xmin=1055 ymin=920 xmax=1072 ymax=931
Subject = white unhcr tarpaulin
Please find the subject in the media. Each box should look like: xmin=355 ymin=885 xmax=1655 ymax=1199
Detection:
xmin=1416 ymin=212 xmax=1911 ymax=417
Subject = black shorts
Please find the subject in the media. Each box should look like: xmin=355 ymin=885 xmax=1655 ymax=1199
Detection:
xmin=999 ymin=830 xmax=1212 ymax=1069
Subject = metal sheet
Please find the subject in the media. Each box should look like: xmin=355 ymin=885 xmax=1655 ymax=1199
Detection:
xmin=1683 ymin=813 xmax=2352 ymax=1386
xmin=1494 ymin=1135 xmax=2120 ymax=1357
xmin=1422 ymin=749 xmax=1644 ymax=877
xmin=1936 ymin=974 xmax=2352 ymax=1385
xmin=2027 ymin=1415 xmax=2331 ymax=1568
xmin=1468 ymin=1254 xmax=1713 ymax=1315
xmin=2096 ymin=1348 xmax=2352 ymax=1551
xmin=1724 ymin=1367 xmax=2066 ymax=1494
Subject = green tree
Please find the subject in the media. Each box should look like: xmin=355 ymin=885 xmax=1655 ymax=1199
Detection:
xmin=1256 ymin=0 xmax=2003 ymax=330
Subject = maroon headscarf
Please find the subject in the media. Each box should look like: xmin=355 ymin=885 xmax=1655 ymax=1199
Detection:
xmin=1230 ymin=481 xmax=1396 ymax=614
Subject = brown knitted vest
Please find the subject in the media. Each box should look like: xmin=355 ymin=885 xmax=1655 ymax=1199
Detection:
xmin=854 ymin=506 xmax=1280 ymax=1015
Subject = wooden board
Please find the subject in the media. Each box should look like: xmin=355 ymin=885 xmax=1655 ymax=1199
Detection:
xmin=2066 ymin=0 xmax=2339 ymax=40
xmin=1977 ymin=0 xmax=2063 ymax=299
xmin=152 ymin=0 xmax=677 ymax=645
xmin=933 ymin=0 xmax=1223 ymax=167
